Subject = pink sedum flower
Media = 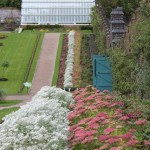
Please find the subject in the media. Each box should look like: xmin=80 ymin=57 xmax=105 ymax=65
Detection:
xmin=121 ymin=132 xmax=132 ymax=139
xmin=119 ymin=116 xmax=129 ymax=121
xmin=127 ymin=139 xmax=138 ymax=146
xmin=144 ymin=140 xmax=150 ymax=146
xmin=110 ymin=147 xmax=121 ymax=150
xmin=99 ymin=135 xmax=111 ymax=142
xmin=104 ymin=128 xmax=115 ymax=134
xmin=134 ymin=119 xmax=147 ymax=125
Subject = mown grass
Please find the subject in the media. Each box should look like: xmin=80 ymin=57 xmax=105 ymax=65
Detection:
xmin=0 ymin=100 xmax=22 ymax=107
xmin=0 ymin=31 xmax=43 ymax=94
xmin=0 ymin=107 xmax=19 ymax=122
xmin=22 ymin=32 xmax=44 ymax=93
xmin=51 ymin=34 xmax=64 ymax=86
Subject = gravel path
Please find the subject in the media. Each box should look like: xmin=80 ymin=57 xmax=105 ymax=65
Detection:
xmin=0 ymin=33 xmax=60 ymax=110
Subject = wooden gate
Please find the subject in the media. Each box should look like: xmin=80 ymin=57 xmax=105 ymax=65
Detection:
xmin=93 ymin=55 xmax=112 ymax=91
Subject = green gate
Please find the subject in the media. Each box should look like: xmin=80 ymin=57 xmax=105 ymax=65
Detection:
xmin=93 ymin=55 xmax=112 ymax=91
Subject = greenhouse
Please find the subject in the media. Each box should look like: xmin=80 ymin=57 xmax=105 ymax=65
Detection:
xmin=21 ymin=0 xmax=95 ymax=25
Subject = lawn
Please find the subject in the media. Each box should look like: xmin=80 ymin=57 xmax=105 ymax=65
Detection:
xmin=0 ymin=31 xmax=43 ymax=94
xmin=0 ymin=100 xmax=22 ymax=107
xmin=0 ymin=107 xmax=20 ymax=122
xmin=52 ymin=33 xmax=64 ymax=86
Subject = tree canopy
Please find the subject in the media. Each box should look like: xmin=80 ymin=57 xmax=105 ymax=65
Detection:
xmin=0 ymin=0 xmax=21 ymax=8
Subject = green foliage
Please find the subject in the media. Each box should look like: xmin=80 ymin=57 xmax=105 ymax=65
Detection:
xmin=108 ymin=48 xmax=135 ymax=94
xmin=80 ymin=35 xmax=92 ymax=87
xmin=131 ymin=18 xmax=150 ymax=97
xmin=140 ymin=1 xmax=150 ymax=18
xmin=91 ymin=7 xmax=105 ymax=54
xmin=0 ymin=0 xmax=21 ymax=8
xmin=0 ymin=100 xmax=22 ymax=107
xmin=96 ymin=0 xmax=140 ymax=20
xmin=52 ymin=34 xmax=63 ymax=86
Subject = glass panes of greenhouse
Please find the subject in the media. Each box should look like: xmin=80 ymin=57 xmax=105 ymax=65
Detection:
xmin=21 ymin=0 xmax=95 ymax=25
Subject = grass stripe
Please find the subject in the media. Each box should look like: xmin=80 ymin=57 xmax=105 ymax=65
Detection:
xmin=51 ymin=34 xmax=64 ymax=86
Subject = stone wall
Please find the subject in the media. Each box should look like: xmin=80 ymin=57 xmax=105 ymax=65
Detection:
xmin=0 ymin=8 xmax=21 ymax=23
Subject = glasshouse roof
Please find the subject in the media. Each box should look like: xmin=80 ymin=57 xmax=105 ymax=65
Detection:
xmin=21 ymin=0 xmax=95 ymax=25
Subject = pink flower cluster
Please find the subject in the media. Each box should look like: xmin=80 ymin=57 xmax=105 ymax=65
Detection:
xmin=68 ymin=86 xmax=146 ymax=149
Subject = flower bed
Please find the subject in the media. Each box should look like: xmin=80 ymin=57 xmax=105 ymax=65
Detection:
xmin=0 ymin=86 xmax=74 ymax=150
xmin=68 ymin=86 xmax=150 ymax=150
xmin=64 ymin=31 xmax=75 ymax=89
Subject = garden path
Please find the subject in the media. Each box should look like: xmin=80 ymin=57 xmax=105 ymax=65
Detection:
xmin=0 ymin=33 xmax=60 ymax=110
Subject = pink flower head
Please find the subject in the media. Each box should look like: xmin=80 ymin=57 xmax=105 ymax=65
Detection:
xmin=78 ymin=117 xmax=92 ymax=125
xmin=119 ymin=116 xmax=129 ymax=121
xmin=121 ymin=132 xmax=132 ymax=139
xmin=99 ymin=135 xmax=111 ymax=142
xmin=81 ymin=136 xmax=94 ymax=144
xmin=103 ymin=90 xmax=110 ymax=93
xmin=89 ymin=123 xmax=100 ymax=129
xmin=99 ymin=144 xmax=109 ymax=150
xmin=134 ymin=119 xmax=147 ymax=125
xmin=104 ymin=128 xmax=115 ymax=135
xmin=110 ymin=147 xmax=121 ymax=150
xmin=126 ymin=139 xmax=138 ymax=146
xmin=129 ymin=129 xmax=136 ymax=133
xmin=144 ymin=140 xmax=150 ymax=146
xmin=117 ymin=101 xmax=124 ymax=106
xmin=97 ymin=112 xmax=108 ymax=117
xmin=107 ymin=137 xmax=119 ymax=144
xmin=105 ymin=95 xmax=113 ymax=100
xmin=68 ymin=134 xmax=74 ymax=141
xmin=116 ymin=108 xmax=123 ymax=114
xmin=67 ymin=112 xmax=76 ymax=120
xmin=87 ymin=130 xmax=98 ymax=136
xmin=69 ymin=104 xmax=75 ymax=108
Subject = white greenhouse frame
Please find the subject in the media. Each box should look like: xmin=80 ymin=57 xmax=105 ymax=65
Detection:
xmin=21 ymin=0 xmax=95 ymax=25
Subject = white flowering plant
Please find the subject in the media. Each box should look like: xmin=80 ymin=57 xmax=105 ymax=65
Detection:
xmin=64 ymin=31 xmax=75 ymax=88
xmin=0 ymin=86 xmax=73 ymax=150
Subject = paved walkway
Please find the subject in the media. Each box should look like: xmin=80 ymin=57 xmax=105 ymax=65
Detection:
xmin=0 ymin=33 xmax=60 ymax=110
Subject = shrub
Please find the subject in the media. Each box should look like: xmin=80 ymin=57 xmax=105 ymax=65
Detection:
xmin=0 ymin=86 xmax=73 ymax=149
xmin=64 ymin=31 xmax=75 ymax=88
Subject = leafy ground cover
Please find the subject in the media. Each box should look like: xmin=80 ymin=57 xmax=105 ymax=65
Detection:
xmin=80 ymin=35 xmax=92 ymax=87
xmin=0 ymin=107 xmax=19 ymax=123
xmin=52 ymin=34 xmax=64 ymax=86
xmin=68 ymin=86 xmax=150 ymax=149
xmin=0 ymin=100 xmax=22 ymax=107
xmin=72 ymin=31 xmax=82 ymax=87
xmin=0 ymin=31 xmax=43 ymax=94
xmin=57 ymin=34 xmax=68 ymax=88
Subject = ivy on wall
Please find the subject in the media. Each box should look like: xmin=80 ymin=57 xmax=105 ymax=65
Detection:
xmin=91 ymin=7 xmax=106 ymax=54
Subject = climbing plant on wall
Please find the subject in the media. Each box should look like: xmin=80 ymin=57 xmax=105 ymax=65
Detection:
xmin=91 ymin=7 xmax=106 ymax=54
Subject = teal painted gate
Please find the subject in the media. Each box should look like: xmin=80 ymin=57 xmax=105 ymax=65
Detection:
xmin=93 ymin=55 xmax=112 ymax=92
